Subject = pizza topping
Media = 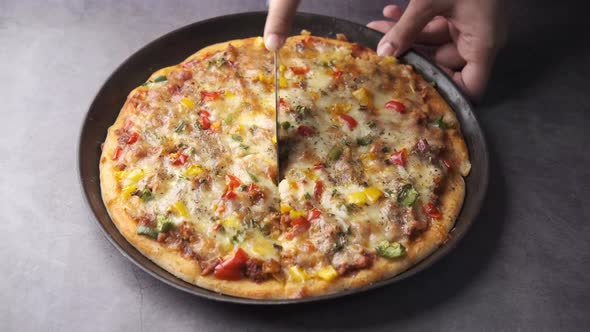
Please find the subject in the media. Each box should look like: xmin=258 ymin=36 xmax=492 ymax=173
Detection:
xmin=384 ymin=100 xmax=406 ymax=113
xmin=290 ymin=66 xmax=310 ymax=75
xmin=126 ymin=132 xmax=139 ymax=145
xmin=137 ymin=225 xmax=159 ymax=239
xmin=339 ymin=114 xmax=358 ymax=130
xmin=112 ymin=147 xmax=122 ymax=160
xmin=423 ymin=202 xmax=442 ymax=219
xmin=389 ymin=148 xmax=408 ymax=167
xmin=214 ymin=248 xmax=249 ymax=280
xmin=398 ymin=184 xmax=419 ymax=207
xmin=197 ymin=110 xmax=211 ymax=130
xmin=296 ymin=125 xmax=315 ymax=136
xmin=200 ymin=90 xmax=222 ymax=101
xmin=171 ymin=152 xmax=188 ymax=166
xmin=375 ymin=241 xmax=406 ymax=259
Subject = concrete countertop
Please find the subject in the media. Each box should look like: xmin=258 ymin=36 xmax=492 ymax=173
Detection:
xmin=1 ymin=0 xmax=588 ymax=330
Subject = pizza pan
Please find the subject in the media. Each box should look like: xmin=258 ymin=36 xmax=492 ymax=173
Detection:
xmin=78 ymin=11 xmax=488 ymax=305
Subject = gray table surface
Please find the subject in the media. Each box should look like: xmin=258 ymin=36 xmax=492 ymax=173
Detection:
xmin=1 ymin=0 xmax=589 ymax=331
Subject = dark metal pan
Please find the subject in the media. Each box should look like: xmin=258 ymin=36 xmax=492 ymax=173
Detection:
xmin=78 ymin=11 xmax=488 ymax=305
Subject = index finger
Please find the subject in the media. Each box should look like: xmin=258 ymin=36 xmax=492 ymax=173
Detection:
xmin=264 ymin=0 xmax=301 ymax=51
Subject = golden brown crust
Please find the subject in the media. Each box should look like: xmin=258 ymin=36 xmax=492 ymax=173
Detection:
xmin=100 ymin=35 xmax=470 ymax=299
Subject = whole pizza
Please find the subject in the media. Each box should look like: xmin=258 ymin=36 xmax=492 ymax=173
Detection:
xmin=100 ymin=32 xmax=471 ymax=299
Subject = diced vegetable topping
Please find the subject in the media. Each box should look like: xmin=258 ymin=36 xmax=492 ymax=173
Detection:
xmin=281 ymin=121 xmax=291 ymax=129
xmin=214 ymin=248 xmax=249 ymax=280
xmin=174 ymin=120 xmax=186 ymax=133
xmin=297 ymin=125 xmax=315 ymax=136
xmin=339 ymin=114 xmax=358 ymax=130
xmin=375 ymin=241 xmax=406 ymax=258
xmin=112 ymin=147 xmax=122 ymax=160
xmin=137 ymin=225 xmax=158 ymax=239
xmin=328 ymin=145 xmax=343 ymax=160
xmin=247 ymin=171 xmax=259 ymax=183
xmin=316 ymin=265 xmax=338 ymax=281
xmin=169 ymin=201 xmax=189 ymax=217
xmin=307 ymin=208 xmax=321 ymax=221
xmin=314 ymin=180 xmax=324 ymax=200
xmin=126 ymin=132 xmax=139 ymax=144
xmin=352 ymin=87 xmax=372 ymax=107
xmin=198 ymin=110 xmax=211 ymax=130
xmin=156 ymin=215 xmax=174 ymax=232
xmin=290 ymin=66 xmax=310 ymax=75
xmin=288 ymin=266 xmax=308 ymax=282
xmin=385 ymin=100 xmax=406 ymax=113
xmin=347 ymin=187 xmax=382 ymax=205
xmin=398 ymin=184 xmax=419 ymax=206
xmin=185 ymin=165 xmax=204 ymax=177
xmin=171 ymin=153 xmax=188 ymax=166
xmin=180 ymin=98 xmax=194 ymax=109
xmin=390 ymin=148 xmax=408 ymax=167
xmin=200 ymin=90 xmax=222 ymax=101
xmin=153 ymin=75 xmax=167 ymax=83
xmin=433 ymin=116 xmax=449 ymax=129
xmin=139 ymin=188 xmax=153 ymax=202
xmin=423 ymin=202 xmax=442 ymax=219
xmin=356 ymin=135 xmax=373 ymax=146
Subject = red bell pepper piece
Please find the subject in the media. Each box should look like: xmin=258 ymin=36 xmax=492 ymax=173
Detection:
xmin=214 ymin=248 xmax=249 ymax=280
xmin=385 ymin=100 xmax=406 ymax=113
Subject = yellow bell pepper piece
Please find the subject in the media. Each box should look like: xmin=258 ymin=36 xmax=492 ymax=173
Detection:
xmin=280 ymin=204 xmax=292 ymax=214
xmin=185 ymin=165 xmax=204 ymax=177
xmin=364 ymin=187 xmax=383 ymax=204
xmin=121 ymin=184 xmax=137 ymax=198
xmin=347 ymin=191 xmax=367 ymax=205
xmin=126 ymin=168 xmax=145 ymax=183
xmin=279 ymin=76 xmax=288 ymax=88
xmin=224 ymin=91 xmax=235 ymax=98
xmin=288 ymin=266 xmax=308 ymax=282
xmin=330 ymin=103 xmax=352 ymax=114
xmin=279 ymin=64 xmax=286 ymax=73
xmin=360 ymin=152 xmax=377 ymax=162
xmin=180 ymin=98 xmax=194 ymax=109
xmin=169 ymin=201 xmax=189 ymax=218
xmin=289 ymin=210 xmax=305 ymax=219
xmin=272 ymin=135 xmax=277 ymax=144
xmin=221 ymin=214 xmax=240 ymax=229
xmin=316 ymin=265 xmax=338 ymax=281
xmin=352 ymin=87 xmax=373 ymax=107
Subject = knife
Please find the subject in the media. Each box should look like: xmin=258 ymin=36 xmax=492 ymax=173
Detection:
xmin=274 ymin=49 xmax=280 ymax=185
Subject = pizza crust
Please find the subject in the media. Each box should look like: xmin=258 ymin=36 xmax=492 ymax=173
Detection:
xmin=100 ymin=35 xmax=470 ymax=299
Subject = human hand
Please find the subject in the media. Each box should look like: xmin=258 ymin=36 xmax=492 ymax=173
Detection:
xmin=264 ymin=0 xmax=301 ymax=51
xmin=368 ymin=1 xmax=507 ymax=101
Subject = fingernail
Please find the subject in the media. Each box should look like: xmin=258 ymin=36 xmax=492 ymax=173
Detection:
xmin=265 ymin=34 xmax=282 ymax=51
xmin=377 ymin=42 xmax=395 ymax=57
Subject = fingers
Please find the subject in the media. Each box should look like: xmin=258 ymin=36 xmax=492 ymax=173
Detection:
xmin=366 ymin=20 xmax=395 ymax=34
xmin=455 ymin=61 xmax=491 ymax=102
xmin=382 ymin=5 xmax=404 ymax=21
xmin=264 ymin=0 xmax=301 ymax=51
xmin=377 ymin=0 xmax=446 ymax=56
xmin=433 ymin=43 xmax=466 ymax=69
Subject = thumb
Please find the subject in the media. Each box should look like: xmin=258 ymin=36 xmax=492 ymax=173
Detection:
xmin=264 ymin=0 xmax=301 ymax=51
xmin=377 ymin=0 xmax=445 ymax=57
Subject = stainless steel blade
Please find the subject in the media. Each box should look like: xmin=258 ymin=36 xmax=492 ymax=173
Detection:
xmin=274 ymin=50 xmax=280 ymax=184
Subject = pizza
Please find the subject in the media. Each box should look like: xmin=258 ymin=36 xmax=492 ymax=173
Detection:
xmin=99 ymin=32 xmax=471 ymax=299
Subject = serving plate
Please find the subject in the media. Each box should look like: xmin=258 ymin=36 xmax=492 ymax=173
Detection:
xmin=78 ymin=11 xmax=488 ymax=304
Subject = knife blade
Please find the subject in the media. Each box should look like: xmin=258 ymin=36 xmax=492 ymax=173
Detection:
xmin=273 ymin=49 xmax=280 ymax=185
